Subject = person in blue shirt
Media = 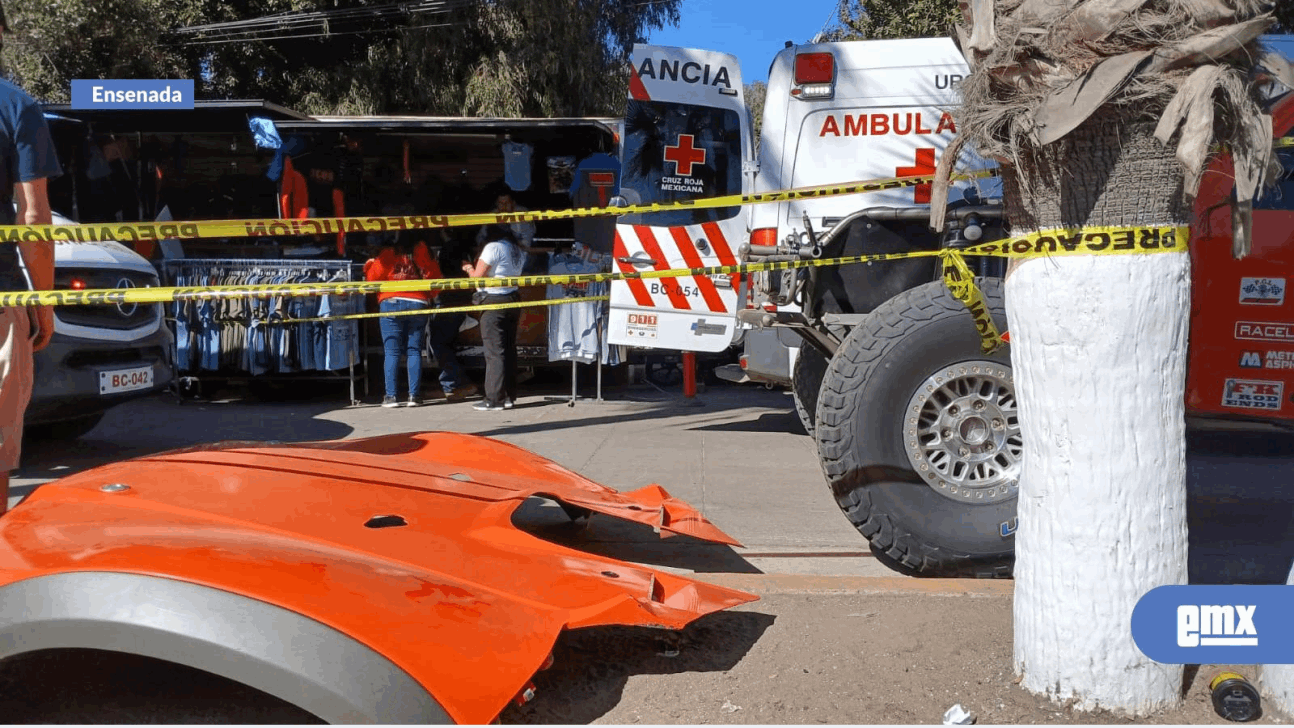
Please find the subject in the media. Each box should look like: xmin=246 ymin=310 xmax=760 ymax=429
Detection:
xmin=0 ymin=66 xmax=63 ymax=513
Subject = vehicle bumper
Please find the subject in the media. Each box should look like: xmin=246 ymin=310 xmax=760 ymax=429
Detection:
xmin=28 ymin=328 xmax=174 ymax=425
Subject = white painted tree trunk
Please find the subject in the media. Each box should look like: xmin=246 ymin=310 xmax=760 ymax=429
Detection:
xmin=1261 ymin=570 xmax=1294 ymax=714
xmin=1007 ymin=248 xmax=1191 ymax=715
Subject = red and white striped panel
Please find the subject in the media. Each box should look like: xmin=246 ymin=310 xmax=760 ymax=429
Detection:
xmin=613 ymin=222 xmax=740 ymax=314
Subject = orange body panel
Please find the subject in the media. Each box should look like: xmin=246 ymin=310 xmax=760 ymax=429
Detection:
xmin=0 ymin=433 xmax=755 ymax=724
xmin=1186 ymin=93 xmax=1294 ymax=422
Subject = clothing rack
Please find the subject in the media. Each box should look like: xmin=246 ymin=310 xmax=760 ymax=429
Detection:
xmin=542 ymin=247 xmax=618 ymax=407
xmin=161 ymin=258 xmax=366 ymax=405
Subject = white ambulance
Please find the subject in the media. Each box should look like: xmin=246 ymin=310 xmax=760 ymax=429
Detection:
xmin=609 ymin=39 xmax=1014 ymax=578
xmin=609 ymin=38 xmax=1000 ymax=418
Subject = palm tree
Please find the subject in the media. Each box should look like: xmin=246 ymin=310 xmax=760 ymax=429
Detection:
xmin=930 ymin=0 xmax=1290 ymax=716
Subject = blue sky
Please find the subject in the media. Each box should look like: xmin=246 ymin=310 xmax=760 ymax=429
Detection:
xmin=646 ymin=0 xmax=842 ymax=83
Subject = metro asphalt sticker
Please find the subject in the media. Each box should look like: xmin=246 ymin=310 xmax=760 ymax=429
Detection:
xmin=1235 ymin=321 xmax=1294 ymax=343
xmin=1239 ymin=277 xmax=1286 ymax=305
xmin=1221 ymin=378 xmax=1284 ymax=411
xmin=1240 ymin=350 xmax=1294 ymax=370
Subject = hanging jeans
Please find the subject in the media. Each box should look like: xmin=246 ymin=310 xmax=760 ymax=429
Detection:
xmin=378 ymin=298 xmax=430 ymax=400
xmin=427 ymin=311 xmax=465 ymax=394
xmin=479 ymin=292 xmax=521 ymax=406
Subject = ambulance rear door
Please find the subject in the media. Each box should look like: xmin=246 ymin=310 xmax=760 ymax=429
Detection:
xmin=608 ymin=45 xmax=752 ymax=353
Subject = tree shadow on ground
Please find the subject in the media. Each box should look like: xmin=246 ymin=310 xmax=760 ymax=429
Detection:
xmin=13 ymin=392 xmax=355 ymax=495
xmin=684 ymin=410 xmax=804 ymax=434
xmin=499 ymin=610 xmax=776 ymax=725
xmin=512 ymin=497 xmax=761 ymax=574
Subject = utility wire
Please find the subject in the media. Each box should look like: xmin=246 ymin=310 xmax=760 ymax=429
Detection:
xmin=172 ymin=0 xmax=474 ymax=43
xmin=812 ymin=0 xmax=846 ymax=42
xmin=176 ymin=20 xmax=462 ymax=46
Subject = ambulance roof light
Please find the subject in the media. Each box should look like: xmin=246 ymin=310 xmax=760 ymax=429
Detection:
xmin=794 ymin=52 xmax=834 ymax=85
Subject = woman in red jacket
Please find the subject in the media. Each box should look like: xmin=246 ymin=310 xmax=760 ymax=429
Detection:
xmin=364 ymin=236 xmax=440 ymax=407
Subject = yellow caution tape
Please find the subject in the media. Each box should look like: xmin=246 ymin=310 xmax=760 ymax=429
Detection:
xmin=0 ymin=169 xmax=999 ymax=243
xmin=1277 ymin=136 xmax=1293 ymax=149
xmin=0 ymin=224 xmax=1189 ymax=308
xmin=282 ymin=295 xmax=608 ymax=324
xmin=940 ymin=251 xmax=1003 ymax=354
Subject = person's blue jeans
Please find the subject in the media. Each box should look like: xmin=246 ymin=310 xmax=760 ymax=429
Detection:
xmin=379 ymin=298 xmax=430 ymax=399
xmin=427 ymin=312 xmax=465 ymax=393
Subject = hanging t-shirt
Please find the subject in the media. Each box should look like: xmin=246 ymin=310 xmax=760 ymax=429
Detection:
xmin=547 ymin=253 xmax=604 ymax=364
xmin=479 ymin=240 xmax=526 ymax=294
xmin=570 ymin=153 xmax=622 ymax=255
xmin=502 ymin=141 xmax=532 ymax=192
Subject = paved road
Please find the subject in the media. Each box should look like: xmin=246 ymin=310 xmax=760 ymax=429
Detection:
xmin=11 ymin=380 xmax=1294 ymax=582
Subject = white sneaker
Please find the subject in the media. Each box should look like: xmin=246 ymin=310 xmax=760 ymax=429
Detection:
xmin=504 ymin=398 xmax=515 ymax=409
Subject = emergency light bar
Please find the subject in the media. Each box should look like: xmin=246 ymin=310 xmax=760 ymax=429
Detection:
xmin=792 ymin=52 xmax=835 ymax=100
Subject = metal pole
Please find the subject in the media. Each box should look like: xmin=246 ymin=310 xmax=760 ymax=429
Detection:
xmin=683 ymin=352 xmax=698 ymax=401
xmin=569 ymin=360 xmax=577 ymax=407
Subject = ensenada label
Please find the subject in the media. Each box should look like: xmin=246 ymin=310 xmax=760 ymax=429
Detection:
xmin=71 ymin=80 xmax=195 ymax=110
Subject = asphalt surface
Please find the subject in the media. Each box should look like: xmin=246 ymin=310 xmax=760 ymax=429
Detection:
xmin=11 ymin=376 xmax=1294 ymax=583
xmin=5 ymin=376 xmax=1294 ymax=724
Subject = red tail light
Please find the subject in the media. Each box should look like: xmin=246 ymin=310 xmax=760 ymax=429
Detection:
xmin=751 ymin=228 xmax=778 ymax=247
xmin=70 ymin=277 xmax=88 ymax=290
xmin=794 ymin=53 xmax=834 ymax=84
xmin=739 ymin=355 xmax=748 ymax=370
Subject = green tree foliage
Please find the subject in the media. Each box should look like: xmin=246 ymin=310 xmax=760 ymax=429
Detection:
xmin=2 ymin=0 xmax=679 ymax=117
xmin=2 ymin=0 xmax=204 ymax=103
xmin=826 ymin=0 xmax=1290 ymax=43
xmin=745 ymin=80 xmax=766 ymax=151
xmin=824 ymin=0 xmax=959 ymax=41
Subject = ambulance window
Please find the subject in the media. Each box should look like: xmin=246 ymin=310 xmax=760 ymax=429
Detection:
xmin=620 ymin=100 xmax=743 ymax=226
xmin=1255 ymin=149 xmax=1294 ymax=211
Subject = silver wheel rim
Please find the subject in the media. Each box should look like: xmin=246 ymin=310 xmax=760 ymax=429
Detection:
xmin=903 ymin=361 xmax=1021 ymax=505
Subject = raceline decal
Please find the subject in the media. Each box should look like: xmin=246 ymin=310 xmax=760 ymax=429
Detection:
xmin=1235 ymin=321 xmax=1294 ymax=343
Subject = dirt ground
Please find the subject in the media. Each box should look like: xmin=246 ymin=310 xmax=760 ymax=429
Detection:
xmin=502 ymin=592 xmax=1281 ymax=725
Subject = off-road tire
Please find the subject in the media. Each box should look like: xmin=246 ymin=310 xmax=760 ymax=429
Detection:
xmin=791 ymin=345 xmax=829 ymax=437
xmin=814 ymin=277 xmax=1015 ymax=578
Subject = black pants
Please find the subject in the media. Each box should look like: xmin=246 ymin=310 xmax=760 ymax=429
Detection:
xmin=479 ymin=292 xmax=520 ymax=405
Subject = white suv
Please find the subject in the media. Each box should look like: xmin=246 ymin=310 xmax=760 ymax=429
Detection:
xmin=23 ymin=211 xmax=173 ymax=439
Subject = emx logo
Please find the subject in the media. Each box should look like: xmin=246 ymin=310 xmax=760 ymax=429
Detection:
xmin=1133 ymin=586 xmax=1294 ymax=663
xmin=1178 ymin=605 xmax=1257 ymax=647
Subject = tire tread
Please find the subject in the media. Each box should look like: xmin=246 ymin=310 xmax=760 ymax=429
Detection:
xmin=815 ymin=278 xmax=1014 ymax=579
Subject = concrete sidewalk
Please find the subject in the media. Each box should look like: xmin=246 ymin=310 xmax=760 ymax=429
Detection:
xmin=8 ymin=382 xmax=1294 ymax=724
xmin=14 ymin=381 xmax=1294 ymax=582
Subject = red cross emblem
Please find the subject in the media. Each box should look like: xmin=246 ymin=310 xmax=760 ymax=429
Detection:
xmin=896 ymin=147 xmax=936 ymax=204
xmin=664 ymin=134 xmax=707 ymax=177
